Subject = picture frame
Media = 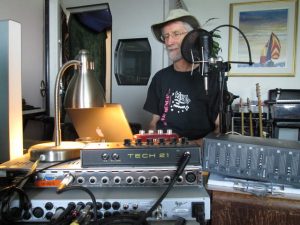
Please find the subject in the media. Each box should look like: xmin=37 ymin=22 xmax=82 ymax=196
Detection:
xmin=228 ymin=0 xmax=298 ymax=77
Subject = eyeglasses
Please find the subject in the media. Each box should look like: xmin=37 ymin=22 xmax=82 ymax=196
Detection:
xmin=160 ymin=31 xmax=188 ymax=42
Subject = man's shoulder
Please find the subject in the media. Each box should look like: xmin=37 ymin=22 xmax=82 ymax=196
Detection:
xmin=154 ymin=65 xmax=173 ymax=77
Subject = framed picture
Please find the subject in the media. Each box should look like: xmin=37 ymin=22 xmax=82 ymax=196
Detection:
xmin=228 ymin=0 xmax=298 ymax=76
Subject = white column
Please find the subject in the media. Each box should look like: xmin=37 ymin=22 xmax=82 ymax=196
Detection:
xmin=0 ymin=20 xmax=23 ymax=162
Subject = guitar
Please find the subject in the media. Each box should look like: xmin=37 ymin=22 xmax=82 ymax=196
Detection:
xmin=256 ymin=83 xmax=264 ymax=138
xmin=239 ymin=98 xmax=245 ymax=135
xmin=247 ymin=98 xmax=254 ymax=136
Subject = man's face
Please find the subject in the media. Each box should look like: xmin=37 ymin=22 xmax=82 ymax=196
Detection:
xmin=161 ymin=21 xmax=188 ymax=62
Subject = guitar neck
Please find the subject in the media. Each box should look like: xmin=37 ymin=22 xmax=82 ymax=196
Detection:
xmin=247 ymin=98 xmax=254 ymax=137
xmin=256 ymin=83 xmax=264 ymax=138
xmin=258 ymin=99 xmax=263 ymax=137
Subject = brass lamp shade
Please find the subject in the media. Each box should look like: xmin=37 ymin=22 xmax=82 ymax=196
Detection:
xmin=64 ymin=49 xmax=105 ymax=109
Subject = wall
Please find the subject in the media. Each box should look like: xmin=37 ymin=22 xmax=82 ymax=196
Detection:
xmin=49 ymin=0 xmax=299 ymax=131
xmin=50 ymin=0 xmax=174 ymax=129
xmin=0 ymin=0 xmax=45 ymax=109
xmin=183 ymin=0 xmax=300 ymax=104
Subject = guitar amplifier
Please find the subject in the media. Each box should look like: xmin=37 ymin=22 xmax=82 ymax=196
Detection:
xmin=268 ymin=89 xmax=300 ymax=120
xmin=203 ymin=133 xmax=300 ymax=187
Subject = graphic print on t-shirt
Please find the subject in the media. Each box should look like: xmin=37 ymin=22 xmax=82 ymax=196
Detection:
xmin=170 ymin=91 xmax=191 ymax=113
xmin=160 ymin=89 xmax=191 ymax=126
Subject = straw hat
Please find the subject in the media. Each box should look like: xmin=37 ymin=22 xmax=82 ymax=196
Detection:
xmin=151 ymin=8 xmax=200 ymax=43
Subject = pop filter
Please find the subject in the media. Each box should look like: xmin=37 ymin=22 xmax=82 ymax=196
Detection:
xmin=181 ymin=28 xmax=213 ymax=64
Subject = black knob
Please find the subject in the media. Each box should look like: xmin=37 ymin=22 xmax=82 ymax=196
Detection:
xmin=103 ymin=202 xmax=111 ymax=210
xmin=124 ymin=139 xmax=131 ymax=146
xmin=32 ymin=207 xmax=44 ymax=218
xmin=45 ymin=202 xmax=54 ymax=210
xmin=96 ymin=202 xmax=102 ymax=210
xmin=112 ymin=202 xmax=121 ymax=210
xmin=146 ymin=138 xmax=154 ymax=145
xmin=171 ymin=137 xmax=177 ymax=145
xmin=112 ymin=153 xmax=120 ymax=160
xmin=158 ymin=138 xmax=165 ymax=145
xmin=135 ymin=138 xmax=142 ymax=146
xmin=45 ymin=212 xmax=53 ymax=220
xmin=181 ymin=137 xmax=188 ymax=144
xmin=101 ymin=153 xmax=109 ymax=160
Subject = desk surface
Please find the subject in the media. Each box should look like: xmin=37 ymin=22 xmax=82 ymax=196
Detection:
xmin=210 ymin=189 xmax=300 ymax=225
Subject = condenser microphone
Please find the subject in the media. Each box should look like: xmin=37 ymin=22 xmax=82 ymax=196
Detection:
xmin=181 ymin=29 xmax=213 ymax=95
xmin=196 ymin=29 xmax=213 ymax=95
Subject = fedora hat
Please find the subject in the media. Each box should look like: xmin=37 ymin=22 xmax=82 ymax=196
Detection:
xmin=151 ymin=8 xmax=200 ymax=43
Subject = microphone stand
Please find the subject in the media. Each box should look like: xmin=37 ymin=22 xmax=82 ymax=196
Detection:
xmin=210 ymin=24 xmax=253 ymax=134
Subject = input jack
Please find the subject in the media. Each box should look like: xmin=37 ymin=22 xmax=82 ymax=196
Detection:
xmin=77 ymin=176 xmax=85 ymax=184
xmin=138 ymin=176 xmax=146 ymax=184
xmin=101 ymin=176 xmax=109 ymax=184
xmin=126 ymin=176 xmax=134 ymax=184
xmin=89 ymin=176 xmax=97 ymax=184
xmin=113 ymin=176 xmax=121 ymax=184
xmin=151 ymin=176 xmax=159 ymax=184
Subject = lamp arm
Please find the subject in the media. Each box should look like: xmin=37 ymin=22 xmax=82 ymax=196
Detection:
xmin=54 ymin=60 xmax=80 ymax=146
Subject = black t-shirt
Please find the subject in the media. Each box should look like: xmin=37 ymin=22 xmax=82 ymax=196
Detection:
xmin=143 ymin=65 xmax=220 ymax=140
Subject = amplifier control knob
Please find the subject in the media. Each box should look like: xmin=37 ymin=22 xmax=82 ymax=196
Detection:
xmin=171 ymin=137 xmax=177 ymax=145
xmin=181 ymin=137 xmax=188 ymax=145
xmin=101 ymin=153 xmax=109 ymax=160
xmin=112 ymin=153 xmax=120 ymax=160
xmin=135 ymin=138 xmax=142 ymax=146
xmin=124 ymin=139 xmax=131 ymax=146
xmin=146 ymin=138 xmax=154 ymax=145
xmin=158 ymin=138 xmax=165 ymax=145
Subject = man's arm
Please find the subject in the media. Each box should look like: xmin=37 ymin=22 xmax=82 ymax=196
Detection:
xmin=149 ymin=114 xmax=160 ymax=130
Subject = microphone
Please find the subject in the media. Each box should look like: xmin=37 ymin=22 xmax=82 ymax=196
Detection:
xmin=196 ymin=30 xmax=213 ymax=95
xmin=181 ymin=29 xmax=213 ymax=95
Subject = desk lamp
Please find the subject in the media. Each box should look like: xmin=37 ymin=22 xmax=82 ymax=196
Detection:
xmin=29 ymin=50 xmax=105 ymax=162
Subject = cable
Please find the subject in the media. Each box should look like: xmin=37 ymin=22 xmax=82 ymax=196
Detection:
xmin=56 ymin=186 xmax=98 ymax=223
xmin=138 ymin=151 xmax=191 ymax=222
xmin=98 ymin=151 xmax=191 ymax=225
xmin=0 ymin=157 xmax=80 ymax=224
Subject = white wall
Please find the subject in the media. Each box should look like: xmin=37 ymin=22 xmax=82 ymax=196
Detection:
xmin=0 ymin=0 xmax=45 ymax=109
xmin=183 ymin=0 xmax=300 ymax=104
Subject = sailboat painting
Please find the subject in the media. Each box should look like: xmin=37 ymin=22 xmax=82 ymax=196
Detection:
xmin=260 ymin=32 xmax=282 ymax=66
xmin=229 ymin=0 xmax=297 ymax=76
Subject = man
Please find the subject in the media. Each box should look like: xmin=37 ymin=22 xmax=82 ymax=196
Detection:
xmin=143 ymin=9 xmax=220 ymax=145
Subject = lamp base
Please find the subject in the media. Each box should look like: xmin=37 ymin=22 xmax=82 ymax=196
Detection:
xmin=29 ymin=141 xmax=85 ymax=162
